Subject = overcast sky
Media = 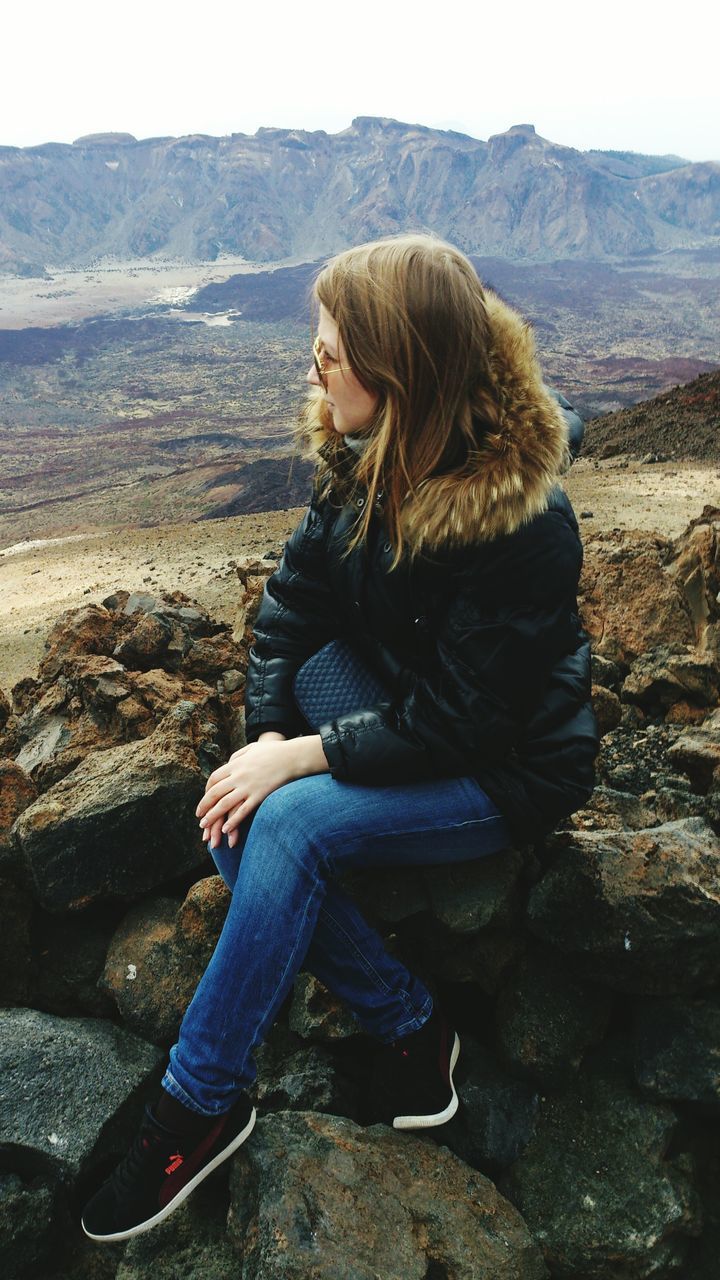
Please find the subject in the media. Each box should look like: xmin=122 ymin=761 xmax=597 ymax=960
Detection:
xmin=3 ymin=0 xmax=718 ymax=162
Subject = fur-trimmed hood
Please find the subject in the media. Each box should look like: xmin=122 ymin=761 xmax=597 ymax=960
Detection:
xmin=312 ymin=291 xmax=570 ymax=551
xmin=402 ymin=292 xmax=570 ymax=548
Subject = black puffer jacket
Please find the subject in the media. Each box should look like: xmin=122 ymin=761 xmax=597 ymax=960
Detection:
xmin=245 ymin=292 xmax=598 ymax=842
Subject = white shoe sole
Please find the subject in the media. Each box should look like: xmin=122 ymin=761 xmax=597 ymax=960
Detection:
xmin=81 ymin=1105 xmax=256 ymax=1243
xmin=392 ymin=1032 xmax=460 ymax=1130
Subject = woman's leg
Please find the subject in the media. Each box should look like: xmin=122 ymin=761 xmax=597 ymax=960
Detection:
xmin=163 ymin=772 xmax=509 ymax=1116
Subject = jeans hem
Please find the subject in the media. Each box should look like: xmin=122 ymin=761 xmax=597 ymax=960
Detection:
xmin=375 ymin=994 xmax=434 ymax=1044
xmin=160 ymin=1068 xmax=232 ymax=1118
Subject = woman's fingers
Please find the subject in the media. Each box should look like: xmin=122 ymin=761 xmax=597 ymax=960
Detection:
xmin=196 ymin=774 xmax=239 ymax=817
xmin=207 ymin=817 xmax=224 ymax=849
xmin=222 ymin=797 xmax=255 ymax=836
xmin=199 ymin=787 xmax=246 ymax=828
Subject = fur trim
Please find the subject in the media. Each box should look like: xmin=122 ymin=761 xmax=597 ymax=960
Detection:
xmin=313 ymin=291 xmax=569 ymax=550
xmin=402 ymin=292 xmax=569 ymax=549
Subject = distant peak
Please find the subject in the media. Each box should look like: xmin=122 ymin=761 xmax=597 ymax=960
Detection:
xmin=72 ymin=132 xmax=137 ymax=147
xmin=508 ymin=124 xmax=537 ymax=135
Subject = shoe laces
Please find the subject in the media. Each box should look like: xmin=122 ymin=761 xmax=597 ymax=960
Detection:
xmin=111 ymin=1111 xmax=167 ymax=1197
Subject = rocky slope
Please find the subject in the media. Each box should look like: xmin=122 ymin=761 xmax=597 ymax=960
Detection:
xmin=1 ymin=507 xmax=720 ymax=1277
xmin=585 ymin=368 xmax=720 ymax=460
xmin=1 ymin=119 xmax=717 ymax=274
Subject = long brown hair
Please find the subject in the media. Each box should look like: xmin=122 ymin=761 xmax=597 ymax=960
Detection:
xmin=297 ymin=233 xmax=505 ymax=568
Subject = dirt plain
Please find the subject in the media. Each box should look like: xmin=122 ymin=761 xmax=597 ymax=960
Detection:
xmin=1 ymin=457 xmax=717 ymax=696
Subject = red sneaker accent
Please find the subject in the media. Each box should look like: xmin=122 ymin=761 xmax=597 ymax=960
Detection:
xmin=164 ymin=1153 xmax=184 ymax=1175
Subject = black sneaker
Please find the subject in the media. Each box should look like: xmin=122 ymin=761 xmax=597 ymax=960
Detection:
xmin=81 ymin=1094 xmax=256 ymax=1243
xmin=369 ymin=1007 xmax=460 ymax=1130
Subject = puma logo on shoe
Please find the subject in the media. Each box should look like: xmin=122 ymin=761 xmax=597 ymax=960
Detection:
xmin=164 ymin=1153 xmax=184 ymax=1175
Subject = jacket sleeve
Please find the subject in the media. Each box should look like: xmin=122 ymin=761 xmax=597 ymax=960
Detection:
xmin=244 ymin=495 xmax=341 ymax=742
xmin=318 ymin=523 xmax=581 ymax=784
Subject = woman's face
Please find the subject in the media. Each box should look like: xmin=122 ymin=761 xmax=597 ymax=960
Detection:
xmin=307 ymin=304 xmax=379 ymax=435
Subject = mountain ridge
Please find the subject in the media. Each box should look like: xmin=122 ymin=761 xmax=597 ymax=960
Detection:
xmin=1 ymin=117 xmax=717 ymax=274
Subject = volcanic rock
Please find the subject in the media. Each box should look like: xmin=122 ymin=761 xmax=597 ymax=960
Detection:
xmin=14 ymin=701 xmax=216 ymax=911
xmin=228 ymin=1110 xmax=549 ymax=1279
xmin=667 ymin=710 xmax=720 ymax=792
xmin=622 ymin=646 xmax=719 ymax=713
xmin=0 ymin=1008 xmax=164 ymax=1180
xmin=501 ymin=1066 xmax=700 ymax=1278
xmin=101 ymin=876 xmax=230 ymax=1044
xmin=527 ymin=818 xmax=720 ymax=993
xmin=579 ymin=530 xmax=694 ymax=664
xmin=495 ymin=944 xmax=614 ymax=1085
xmin=632 ymin=995 xmax=720 ymax=1108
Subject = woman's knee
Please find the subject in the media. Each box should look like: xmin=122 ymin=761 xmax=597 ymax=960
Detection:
xmin=247 ymin=777 xmax=338 ymax=874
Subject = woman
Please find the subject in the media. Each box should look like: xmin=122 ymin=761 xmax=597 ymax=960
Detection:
xmin=81 ymin=234 xmax=598 ymax=1243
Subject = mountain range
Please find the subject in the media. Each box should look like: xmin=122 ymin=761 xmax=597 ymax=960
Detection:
xmin=1 ymin=118 xmax=718 ymax=273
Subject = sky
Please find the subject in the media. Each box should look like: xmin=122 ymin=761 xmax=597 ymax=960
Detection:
xmin=2 ymin=0 xmax=718 ymax=162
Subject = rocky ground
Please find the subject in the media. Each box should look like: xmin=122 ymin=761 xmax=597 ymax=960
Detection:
xmin=1 ymin=493 xmax=720 ymax=1278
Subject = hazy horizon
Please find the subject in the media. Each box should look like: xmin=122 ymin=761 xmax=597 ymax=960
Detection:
xmin=1 ymin=116 xmax=711 ymax=165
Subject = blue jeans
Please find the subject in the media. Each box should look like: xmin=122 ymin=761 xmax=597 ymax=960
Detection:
xmin=161 ymin=772 xmax=510 ymax=1115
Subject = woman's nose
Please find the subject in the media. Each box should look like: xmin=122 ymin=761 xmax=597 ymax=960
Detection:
xmin=307 ymin=361 xmax=321 ymax=386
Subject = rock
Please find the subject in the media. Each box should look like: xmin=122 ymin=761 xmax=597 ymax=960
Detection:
xmin=30 ymin=903 xmax=119 ymax=1017
xmin=596 ymin=721 xmax=683 ymax=795
xmin=112 ymin=610 xmax=176 ymax=669
xmin=569 ymin=785 xmax=659 ymax=832
xmin=0 ymin=879 xmax=33 ymax=1005
xmin=669 ymin=505 xmax=720 ymax=648
xmin=0 ymin=684 xmax=11 ymax=729
xmin=668 ymin=711 xmax=720 ymax=792
xmin=12 ymin=653 xmax=227 ymax=792
xmin=117 ymin=1193 xmax=239 ymax=1280
xmin=228 ymin=1110 xmax=549 ymax=1279
xmin=591 ymin=683 xmax=622 ymax=735
xmin=342 ymin=847 xmax=524 ymax=935
xmin=38 ymin=603 xmax=116 ymax=682
xmin=622 ymin=646 xmax=720 ymax=713
xmin=14 ymin=702 xmax=215 ymax=911
xmin=580 ymin=530 xmax=694 ymax=665
xmin=495 ymin=944 xmax=613 ymax=1085
xmin=0 ymin=759 xmax=37 ymax=875
xmin=0 ymin=1008 xmax=164 ymax=1180
xmin=633 ymin=995 xmax=720 ymax=1108
xmin=230 ymin=557 xmax=277 ymax=649
xmin=500 ymin=1067 xmax=701 ymax=1278
xmin=527 ymin=819 xmax=720 ymax=993
xmin=101 ymin=877 xmax=230 ymax=1044
xmin=0 ymin=1172 xmax=56 ymax=1279
xmin=253 ymin=1024 xmax=356 ymax=1117
xmin=422 ymin=927 xmax=520 ymax=993
xmin=591 ymin=653 xmax=625 ymax=691
xmin=181 ymin=635 xmax=246 ymax=681
xmin=443 ymin=1036 xmax=541 ymax=1174
xmin=288 ymin=972 xmax=359 ymax=1041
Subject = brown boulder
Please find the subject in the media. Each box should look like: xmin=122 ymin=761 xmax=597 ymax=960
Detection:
xmin=579 ymin=529 xmax=694 ymax=664
xmin=622 ymin=647 xmax=720 ymax=713
xmin=14 ymin=701 xmax=217 ymax=911
xmin=101 ymin=877 xmax=230 ymax=1044
xmin=0 ymin=759 xmax=37 ymax=872
xmin=667 ymin=710 xmax=720 ymax=793
xmin=38 ymin=603 xmax=116 ymax=682
xmin=229 ymin=1111 xmax=549 ymax=1279
xmin=669 ymin=505 xmax=720 ymax=648
xmin=591 ymin=683 xmax=622 ymax=735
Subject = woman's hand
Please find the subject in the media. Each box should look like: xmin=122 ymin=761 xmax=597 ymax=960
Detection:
xmin=197 ymin=734 xmax=329 ymax=849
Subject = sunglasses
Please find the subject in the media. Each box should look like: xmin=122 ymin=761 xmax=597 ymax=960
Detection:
xmin=312 ymin=336 xmax=353 ymax=391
